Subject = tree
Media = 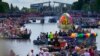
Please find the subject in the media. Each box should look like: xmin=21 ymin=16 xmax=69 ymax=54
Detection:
xmin=11 ymin=4 xmax=14 ymax=10
xmin=82 ymin=4 xmax=89 ymax=11
xmin=72 ymin=0 xmax=100 ymax=12
xmin=10 ymin=4 xmax=14 ymax=12
xmin=21 ymin=7 xmax=29 ymax=13
xmin=95 ymin=0 xmax=100 ymax=12
xmin=14 ymin=6 xmax=20 ymax=12
xmin=71 ymin=0 xmax=85 ymax=10
xmin=72 ymin=2 xmax=80 ymax=10
xmin=83 ymin=0 xmax=90 ymax=4
xmin=88 ymin=0 xmax=100 ymax=13
xmin=78 ymin=0 xmax=84 ymax=9
xmin=9 ymin=4 xmax=20 ymax=13
xmin=0 ymin=2 xmax=9 ymax=13
xmin=0 ymin=0 xmax=2 ymax=2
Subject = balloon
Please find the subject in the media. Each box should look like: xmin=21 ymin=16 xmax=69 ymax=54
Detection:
xmin=94 ymin=33 xmax=97 ymax=37
xmin=70 ymin=33 xmax=77 ymax=38
xmin=78 ymin=33 xmax=84 ymax=38
xmin=85 ymin=33 xmax=90 ymax=38
xmin=91 ymin=33 xmax=97 ymax=37
xmin=58 ymin=13 xmax=73 ymax=31
xmin=59 ymin=13 xmax=72 ymax=25
xmin=59 ymin=16 xmax=67 ymax=25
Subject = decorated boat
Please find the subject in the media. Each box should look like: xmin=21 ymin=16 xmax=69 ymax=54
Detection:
xmin=33 ymin=13 xmax=97 ymax=47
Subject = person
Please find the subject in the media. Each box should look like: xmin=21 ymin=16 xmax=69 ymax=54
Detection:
xmin=54 ymin=31 xmax=58 ymax=38
xmin=36 ymin=54 xmax=39 ymax=56
xmin=79 ymin=47 xmax=85 ymax=56
xmin=83 ymin=50 xmax=90 ymax=56
xmin=52 ymin=38 xmax=60 ymax=51
xmin=37 ymin=36 xmax=40 ymax=40
xmin=43 ymin=49 xmax=50 ymax=56
xmin=58 ymin=30 xmax=62 ymax=36
xmin=60 ymin=39 xmax=66 ymax=48
xmin=39 ymin=48 xmax=44 ymax=56
xmin=9 ymin=50 xmax=16 ymax=56
xmin=46 ymin=32 xmax=48 ymax=39
xmin=53 ymin=38 xmax=60 ymax=47
xmin=28 ymin=49 xmax=34 ymax=56
xmin=48 ymin=32 xmax=53 ymax=40
xmin=72 ymin=51 xmax=79 ymax=56
xmin=89 ymin=47 xmax=95 ymax=56
xmin=60 ymin=47 xmax=66 ymax=56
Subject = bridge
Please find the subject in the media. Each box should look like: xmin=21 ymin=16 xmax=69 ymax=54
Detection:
xmin=30 ymin=1 xmax=72 ymax=16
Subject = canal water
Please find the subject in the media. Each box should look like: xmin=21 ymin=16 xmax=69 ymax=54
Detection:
xmin=6 ymin=23 xmax=60 ymax=56
xmin=3 ymin=18 xmax=100 ymax=56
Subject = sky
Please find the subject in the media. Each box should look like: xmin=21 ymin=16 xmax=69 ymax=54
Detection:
xmin=3 ymin=0 xmax=78 ymax=9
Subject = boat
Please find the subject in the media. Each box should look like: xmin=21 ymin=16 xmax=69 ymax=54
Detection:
xmin=48 ymin=18 xmax=57 ymax=23
xmin=32 ymin=19 xmax=36 ymax=22
xmin=5 ymin=33 xmax=31 ymax=39
xmin=80 ymin=24 xmax=99 ymax=28
xmin=33 ymin=40 xmax=45 ymax=45
xmin=19 ymin=33 xmax=31 ymax=39
xmin=4 ymin=27 xmax=31 ymax=39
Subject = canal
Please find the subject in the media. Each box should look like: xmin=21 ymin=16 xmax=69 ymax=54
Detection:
xmin=2 ymin=17 xmax=100 ymax=56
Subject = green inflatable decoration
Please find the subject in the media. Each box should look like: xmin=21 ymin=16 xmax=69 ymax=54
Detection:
xmin=78 ymin=33 xmax=84 ymax=38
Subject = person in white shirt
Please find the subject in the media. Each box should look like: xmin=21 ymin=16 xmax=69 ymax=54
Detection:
xmin=84 ymin=50 xmax=90 ymax=56
xmin=43 ymin=49 xmax=50 ymax=56
xmin=39 ymin=48 xmax=44 ymax=56
xmin=28 ymin=49 xmax=34 ymax=56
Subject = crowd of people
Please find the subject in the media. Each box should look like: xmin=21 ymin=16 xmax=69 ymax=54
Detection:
xmin=33 ymin=26 xmax=99 ymax=56
xmin=0 ymin=13 xmax=100 ymax=56
xmin=73 ymin=17 xmax=99 ymax=27
xmin=0 ymin=17 xmax=31 ymax=38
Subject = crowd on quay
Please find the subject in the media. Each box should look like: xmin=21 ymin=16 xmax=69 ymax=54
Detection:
xmin=0 ymin=17 xmax=31 ymax=38
xmin=73 ymin=17 xmax=99 ymax=26
xmin=33 ymin=26 xmax=99 ymax=56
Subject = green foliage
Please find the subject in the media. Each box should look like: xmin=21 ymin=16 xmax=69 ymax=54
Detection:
xmin=71 ymin=0 xmax=85 ymax=10
xmin=0 ymin=0 xmax=2 ymax=2
xmin=9 ymin=4 xmax=20 ymax=13
xmin=82 ymin=4 xmax=89 ymax=11
xmin=72 ymin=2 xmax=80 ymax=10
xmin=95 ymin=0 xmax=100 ymax=12
xmin=21 ymin=7 xmax=30 ymax=13
xmin=72 ymin=0 xmax=100 ymax=12
xmin=0 ymin=2 xmax=9 ymax=13
xmin=10 ymin=4 xmax=14 ymax=11
xmin=30 ymin=8 xmax=38 ymax=12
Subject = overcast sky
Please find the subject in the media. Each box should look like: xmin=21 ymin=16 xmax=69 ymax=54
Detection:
xmin=3 ymin=0 xmax=78 ymax=9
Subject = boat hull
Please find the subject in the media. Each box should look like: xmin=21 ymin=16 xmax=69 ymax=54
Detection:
xmin=4 ymin=34 xmax=31 ymax=39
